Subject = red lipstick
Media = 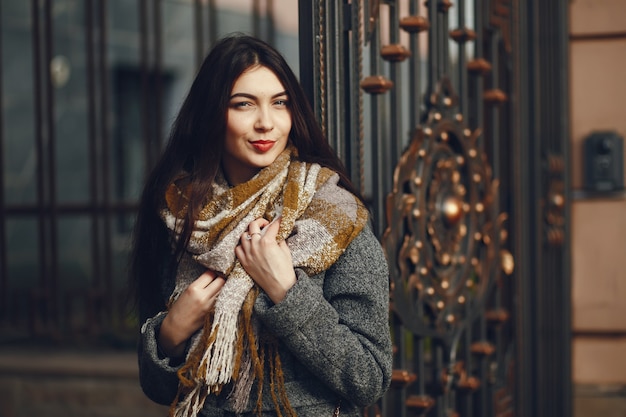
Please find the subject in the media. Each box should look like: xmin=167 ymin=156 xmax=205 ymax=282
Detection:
xmin=251 ymin=140 xmax=275 ymax=152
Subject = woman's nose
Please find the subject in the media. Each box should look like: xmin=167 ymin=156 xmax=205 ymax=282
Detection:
xmin=254 ymin=107 xmax=274 ymax=131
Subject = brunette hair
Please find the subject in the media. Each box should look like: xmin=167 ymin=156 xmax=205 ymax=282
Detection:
xmin=129 ymin=34 xmax=361 ymax=319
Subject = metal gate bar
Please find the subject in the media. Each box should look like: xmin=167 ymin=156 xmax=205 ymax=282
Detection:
xmin=31 ymin=0 xmax=59 ymax=334
xmin=0 ymin=0 xmax=6 ymax=320
xmin=85 ymin=0 xmax=103 ymax=324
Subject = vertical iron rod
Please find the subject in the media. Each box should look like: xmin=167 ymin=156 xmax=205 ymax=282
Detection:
xmin=85 ymin=0 xmax=103 ymax=305
xmin=473 ymin=0 xmax=484 ymax=146
xmin=0 ymin=0 xmax=7 ymax=320
xmin=267 ymin=0 xmax=275 ymax=42
xmin=329 ymin=0 xmax=343 ymax=156
xmin=139 ymin=0 xmax=152 ymax=177
xmin=207 ymin=0 xmax=217 ymax=47
xmin=153 ymin=0 xmax=163 ymax=154
xmin=99 ymin=0 xmax=113 ymax=319
xmin=408 ymin=0 xmax=421 ymax=130
xmin=441 ymin=2 xmax=449 ymax=76
xmin=252 ymin=0 xmax=261 ymax=38
xmin=427 ymin=0 xmax=438 ymax=89
xmin=194 ymin=0 xmax=204 ymax=68
xmin=43 ymin=0 xmax=59 ymax=328
xmin=457 ymin=0 xmax=468 ymax=117
xmin=369 ymin=16 xmax=386 ymax=237
xmin=32 ymin=0 xmax=47 ymax=306
xmin=490 ymin=33 xmax=500 ymax=177
xmin=298 ymin=0 xmax=318 ymax=111
xmin=387 ymin=0 xmax=402 ymax=169
xmin=481 ymin=312 xmax=491 ymax=414
xmin=463 ymin=301 xmax=473 ymax=416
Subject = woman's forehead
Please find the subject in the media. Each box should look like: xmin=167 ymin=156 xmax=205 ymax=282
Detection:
xmin=231 ymin=66 xmax=286 ymax=95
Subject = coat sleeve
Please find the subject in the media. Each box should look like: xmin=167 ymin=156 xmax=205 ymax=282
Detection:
xmin=254 ymin=224 xmax=393 ymax=407
xmin=136 ymin=248 xmax=207 ymax=405
xmin=137 ymin=311 xmax=183 ymax=405
xmin=136 ymin=248 xmax=187 ymax=406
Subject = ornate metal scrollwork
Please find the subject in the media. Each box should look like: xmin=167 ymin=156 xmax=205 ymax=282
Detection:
xmin=382 ymin=77 xmax=512 ymax=343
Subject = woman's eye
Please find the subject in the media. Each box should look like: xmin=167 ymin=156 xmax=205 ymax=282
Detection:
xmin=232 ymin=101 xmax=252 ymax=108
xmin=274 ymin=99 xmax=289 ymax=107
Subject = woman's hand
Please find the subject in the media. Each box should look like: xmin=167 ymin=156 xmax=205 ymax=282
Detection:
xmin=236 ymin=217 xmax=297 ymax=304
xmin=158 ymin=270 xmax=225 ymax=358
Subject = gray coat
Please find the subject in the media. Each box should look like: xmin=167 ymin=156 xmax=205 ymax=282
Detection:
xmin=138 ymin=225 xmax=393 ymax=416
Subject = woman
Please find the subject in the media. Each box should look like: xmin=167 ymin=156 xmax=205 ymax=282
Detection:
xmin=131 ymin=34 xmax=392 ymax=417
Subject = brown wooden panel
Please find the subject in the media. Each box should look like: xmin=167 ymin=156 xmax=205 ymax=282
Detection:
xmin=570 ymin=0 xmax=626 ymax=36
xmin=573 ymin=337 xmax=626 ymax=384
xmin=572 ymin=200 xmax=626 ymax=331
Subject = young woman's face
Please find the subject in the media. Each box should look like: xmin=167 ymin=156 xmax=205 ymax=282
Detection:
xmin=222 ymin=65 xmax=292 ymax=186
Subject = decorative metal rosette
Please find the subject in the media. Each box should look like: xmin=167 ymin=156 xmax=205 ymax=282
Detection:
xmin=382 ymin=77 xmax=512 ymax=340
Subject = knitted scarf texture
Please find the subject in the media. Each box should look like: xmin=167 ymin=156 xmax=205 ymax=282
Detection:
xmin=160 ymin=146 xmax=368 ymax=416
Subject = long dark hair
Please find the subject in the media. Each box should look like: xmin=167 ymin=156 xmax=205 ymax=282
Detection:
xmin=129 ymin=34 xmax=362 ymax=319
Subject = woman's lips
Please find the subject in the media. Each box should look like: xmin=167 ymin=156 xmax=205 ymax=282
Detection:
xmin=251 ymin=140 xmax=275 ymax=152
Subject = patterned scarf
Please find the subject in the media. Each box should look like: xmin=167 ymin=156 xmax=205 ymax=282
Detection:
xmin=160 ymin=146 xmax=368 ymax=416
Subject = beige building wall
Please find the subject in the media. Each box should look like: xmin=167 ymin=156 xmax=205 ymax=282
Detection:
xmin=570 ymin=0 xmax=626 ymax=384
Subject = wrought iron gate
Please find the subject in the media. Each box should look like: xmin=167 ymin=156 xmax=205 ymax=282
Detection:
xmin=0 ymin=0 xmax=571 ymax=415
xmin=298 ymin=1 xmax=572 ymax=416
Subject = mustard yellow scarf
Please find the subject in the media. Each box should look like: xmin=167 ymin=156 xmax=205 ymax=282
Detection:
xmin=161 ymin=146 xmax=368 ymax=416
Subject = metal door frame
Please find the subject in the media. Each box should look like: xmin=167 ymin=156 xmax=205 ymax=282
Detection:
xmin=298 ymin=1 xmax=572 ymax=416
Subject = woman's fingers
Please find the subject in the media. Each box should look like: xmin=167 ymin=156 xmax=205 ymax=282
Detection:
xmin=173 ymin=271 xmax=224 ymax=319
xmin=236 ymin=217 xmax=295 ymax=304
xmin=191 ymin=269 xmax=216 ymax=287
xmin=191 ymin=269 xmax=225 ymax=293
xmin=241 ymin=218 xmax=269 ymax=242
xmin=262 ymin=216 xmax=281 ymax=239
xmin=249 ymin=217 xmax=270 ymax=232
xmin=159 ymin=269 xmax=225 ymax=356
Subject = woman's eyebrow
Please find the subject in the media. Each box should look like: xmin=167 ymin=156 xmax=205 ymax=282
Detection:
xmin=229 ymin=91 xmax=289 ymax=100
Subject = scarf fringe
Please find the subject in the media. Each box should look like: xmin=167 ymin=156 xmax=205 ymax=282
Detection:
xmin=170 ymin=384 xmax=207 ymax=417
xmin=171 ymin=270 xmax=253 ymax=415
xmin=228 ymin=288 xmax=258 ymax=412
xmin=201 ymin=269 xmax=254 ymax=387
